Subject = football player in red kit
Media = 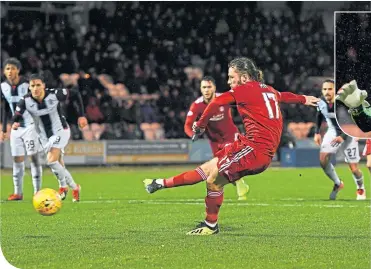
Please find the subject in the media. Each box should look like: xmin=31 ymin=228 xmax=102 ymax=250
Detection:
xmin=144 ymin=57 xmax=320 ymax=235
xmin=184 ymin=76 xmax=249 ymax=200
xmin=363 ymin=140 xmax=371 ymax=158
xmin=363 ymin=139 xmax=371 ymax=179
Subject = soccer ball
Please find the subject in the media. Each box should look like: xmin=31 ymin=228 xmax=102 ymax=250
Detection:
xmin=33 ymin=188 xmax=62 ymax=216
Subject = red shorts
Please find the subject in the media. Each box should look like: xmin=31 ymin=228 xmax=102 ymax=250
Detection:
xmin=215 ymin=135 xmax=272 ymax=182
xmin=209 ymin=141 xmax=222 ymax=156
xmin=363 ymin=140 xmax=371 ymax=156
xmin=209 ymin=133 xmax=239 ymax=156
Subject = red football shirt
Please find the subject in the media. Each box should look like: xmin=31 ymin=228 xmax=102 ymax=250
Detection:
xmin=184 ymin=93 xmax=239 ymax=143
xmin=364 ymin=139 xmax=371 ymax=156
xmin=197 ymin=81 xmax=306 ymax=157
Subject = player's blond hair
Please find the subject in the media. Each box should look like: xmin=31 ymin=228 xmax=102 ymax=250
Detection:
xmin=228 ymin=57 xmax=264 ymax=82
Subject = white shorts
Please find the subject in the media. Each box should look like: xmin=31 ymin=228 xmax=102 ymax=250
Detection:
xmin=40 ymin=128 xmax=71 ymax=154
xmin=10 ymin=125 xmax=41 ymax=157
xmin=320 ymin=131 xmax=360 ymax=163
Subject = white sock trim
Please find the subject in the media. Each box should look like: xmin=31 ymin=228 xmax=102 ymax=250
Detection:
xmin=196 ymin=167 xmax=208 ymax=181
xmin=205 ymin=220 xmax=217 ymax=228
xmin=155 ymin=179 xmax=164 ymax=186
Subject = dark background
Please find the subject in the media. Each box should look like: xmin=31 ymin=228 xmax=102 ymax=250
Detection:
xmin=336 ymin=12 xmax=371 ymax=96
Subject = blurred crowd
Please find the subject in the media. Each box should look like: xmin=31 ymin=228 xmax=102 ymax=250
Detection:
xmin=1 ymin=2 xmax=336 ymax=141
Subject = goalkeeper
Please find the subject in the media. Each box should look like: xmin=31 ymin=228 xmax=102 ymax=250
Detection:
xmin=336 ymin=80 xmax=371 ymax=132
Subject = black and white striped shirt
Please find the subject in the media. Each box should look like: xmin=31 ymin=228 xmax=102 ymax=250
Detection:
xmin=14 ymin=89 xmax=70 ymax=138
xmin=315 ymin=98 xmax=343 ymax=136
xmin=1 ymin=78 xmax=34 ymax=131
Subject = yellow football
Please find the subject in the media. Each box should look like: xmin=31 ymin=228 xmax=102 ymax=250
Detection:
xmin=33 ymin=188 xmax=62 ymax=216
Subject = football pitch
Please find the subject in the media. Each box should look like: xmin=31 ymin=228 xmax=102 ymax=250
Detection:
xmin=1 ymin=165 xmax=370 ymax=269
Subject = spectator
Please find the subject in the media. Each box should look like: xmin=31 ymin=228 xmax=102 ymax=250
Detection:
xmin=138 ymin=96 xmax=164 ymax=140
xmin=1 ymin=2 xmax=337 ymax=140
xmin=85 ymin=97 xmax=104 ymax=124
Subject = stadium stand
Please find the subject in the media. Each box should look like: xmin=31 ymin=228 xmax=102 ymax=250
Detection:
xmin=1 ymin=2 xmax=348 ymax=142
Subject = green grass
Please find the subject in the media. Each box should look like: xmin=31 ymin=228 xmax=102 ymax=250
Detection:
xmin=1 ymin=165 xmax=370 ymax=269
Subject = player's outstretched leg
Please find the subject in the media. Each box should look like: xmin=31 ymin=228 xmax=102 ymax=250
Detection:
xmin=143 ymin=179 xmax=164 ymax=193
xmin=319 ymin=153 xmax=344 ymax=200
xmin=8 ymin=158 xmax=25 ymax=201
xmin=144 ymin=158 xmax=227 ymax=235
xmin=235 ymin=178 xmax=249 ymax=200
xmin=143 ymin=167 xmax=208 ymax=193
xmin=30 ymin=153 xmax=42 ymax=194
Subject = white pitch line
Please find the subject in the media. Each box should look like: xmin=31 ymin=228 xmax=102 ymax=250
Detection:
xmin=78 ymin=200 xmax=119 ymax=204
xmin=71 ymin=199 xmax=370 ymax=208
xmin=79 ymin=197 xmax=354 ymax=202
xmin=126 ymin=200 xmax=369 ymax=208
xmin=2 ymin=199 xmax=369 ymax=208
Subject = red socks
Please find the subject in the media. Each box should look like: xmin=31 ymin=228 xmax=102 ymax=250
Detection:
xmin=164 ymin=167 xmax=208 ymax=188
xmin=205 ymin=189 xmax=224 ymax=224
xmin=162 ymin=167 xmax=224 ymax=225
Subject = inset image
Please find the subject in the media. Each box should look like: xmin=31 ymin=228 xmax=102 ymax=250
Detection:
xmin=335 ymin=11 xmax=371 ymax=138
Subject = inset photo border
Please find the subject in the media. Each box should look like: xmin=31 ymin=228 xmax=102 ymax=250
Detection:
xmin=335 ymin=11 xmax=371 ymax=138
